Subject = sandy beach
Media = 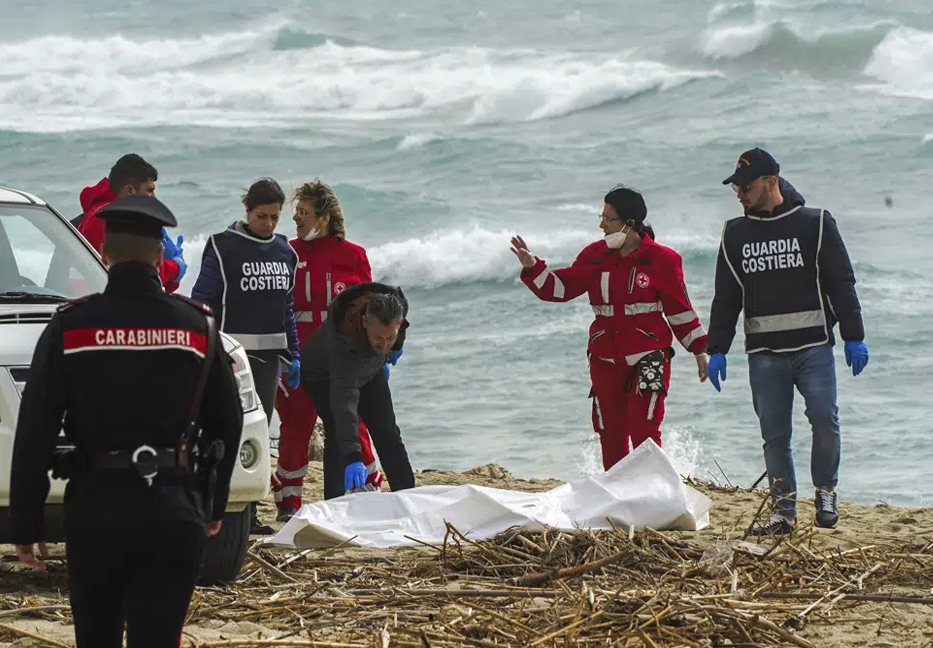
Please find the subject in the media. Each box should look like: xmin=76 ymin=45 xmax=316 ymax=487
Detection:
xmin=2 ymin=461 xmax=932 ymax=647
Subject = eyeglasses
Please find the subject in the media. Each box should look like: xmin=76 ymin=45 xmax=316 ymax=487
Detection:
xmin=599 ymin=213 xmax=621 ymax=222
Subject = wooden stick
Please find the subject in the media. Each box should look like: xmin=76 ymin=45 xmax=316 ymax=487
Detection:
xmin=0 ymin=622 xmax=71 ymax=648
xmin=798 ymin=563 xmax=881 ymax=617
xmin=198 ymin=642 xmax=367 ymax=648
xmin=389 ymin=588 xmax=559 ymax=599
xmin=246 ymin=550 xmax=299 ymax=584
xmin=709 ymin=609 xmax=813 ymax=648
xmin=759 ymin=592 xmax=933 ymax=605
xmin=0 ymin=606 xmax=71 ymax=619
xmin=750 ymin=469 xmax=768 ymax=489
xmin=525 ymin=610 xmax=606 ymax=648
xmin=512 ymin=548 xmax=633 ymax=587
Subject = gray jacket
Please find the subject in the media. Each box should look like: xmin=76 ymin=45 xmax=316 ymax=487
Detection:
xmin=300 ymin=282 xmax=409 ymax=464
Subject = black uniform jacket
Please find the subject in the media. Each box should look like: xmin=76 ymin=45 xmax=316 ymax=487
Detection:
xmin=9 ymin=262 xmax=243 ymax=545
xmin=300 ymin=282 xmax=408 ymax=465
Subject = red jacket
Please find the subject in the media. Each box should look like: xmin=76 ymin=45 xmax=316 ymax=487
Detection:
xmin=290 ymin=235 xmax=372 ymax=343
xmin=521 ymin=236 xmax=707 ymax=365
xmin=77 ymin=178 xmax=181 ymax=293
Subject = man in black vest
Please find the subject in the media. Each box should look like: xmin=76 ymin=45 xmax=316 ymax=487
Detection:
xmin=706 ymin=148 xmax=869 ymax=536
xmin=10 ymin=195 xmax=243 ymax=647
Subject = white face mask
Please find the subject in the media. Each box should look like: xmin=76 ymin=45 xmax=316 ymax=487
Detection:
xmin=604 ymin=228 xmax=629 ymax=249
xmin=301 ymin=225 xmax=322 ymax=242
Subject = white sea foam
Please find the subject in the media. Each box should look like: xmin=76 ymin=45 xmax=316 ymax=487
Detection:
xmin=0 ymin=27 xmax=719 ymax=133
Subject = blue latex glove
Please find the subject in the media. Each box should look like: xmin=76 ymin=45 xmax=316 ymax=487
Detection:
xmin=844 ymin=341 xmax=869 ymax=376
xmin=172 ymin=256 xmax=187 ymax=282
xmin=383 ymin=363 xmax=390 ymax=381
xmin=387 ymin=348 xmax=403 ymax=365
xmin=344 ymin=461 xmax=367 ymax=492
xmin=286 ymin=359 xmax=301 ymax=389
xmin=162 ymin=230 xmax=184 ymax=258
xmin=162 ymin=230 xmax=186 ymax=281
xmin=708 ymin=353 xmax=727 ymax=392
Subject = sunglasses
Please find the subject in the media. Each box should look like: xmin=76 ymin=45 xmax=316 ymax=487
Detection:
xmin=731 ymin=176 xmax=773 ymax=194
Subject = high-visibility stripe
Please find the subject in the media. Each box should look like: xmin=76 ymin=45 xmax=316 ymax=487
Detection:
xmin=625 ymin=350 xmax=653 ymax=365
xmin=532 ymin=270 xmax=548 ymax=289
xmin=624 ymin=301 xmax=663 ymax=315
xmin=647 ymin=392 xmax=659 ymax=421
xmin=229 ymin=332 xmax=287 ymax=350
xmin=552 ymin=275 xmax=566 ymax=299
xmin=593 ymin=396 xmax=604 ymax=430
xmin=294 ymin=311 xmax=315 ymax=323
xmin=601 ymin=272 xmax=610 ymax=303
xmin=275 ymin=464 xmax=308 ymax=480
xmin=666 ymin=309 xmax=698 ymax=326
xmin=531 ymin=270 xmax=565 ymax=299
xmin=592 ymin=305 xmax=614 ymax=316
xmin=679 ymin=326 xmax=706 ymax=348
xmin=273 ymin=486 xmax=303 ymax=501
xmin=745 ymin=310 xmax=826 ymax=334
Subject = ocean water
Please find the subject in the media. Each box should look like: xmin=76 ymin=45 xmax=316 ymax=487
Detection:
xmin=2 ymin=0 xmax=932 ymax=508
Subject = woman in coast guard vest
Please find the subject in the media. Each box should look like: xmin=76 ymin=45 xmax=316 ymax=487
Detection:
xmin=510 ymin=184 xmax=710 ymax=472
xmin=191 ymin=178 xmax=299 ymax=533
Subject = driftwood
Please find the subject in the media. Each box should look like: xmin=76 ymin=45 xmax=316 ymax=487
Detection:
xmin=2 ymin=486 xmax=931 ymax=648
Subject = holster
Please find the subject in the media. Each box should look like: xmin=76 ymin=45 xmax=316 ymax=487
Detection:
xmin=176 ymin=312 xmax=220 ymax=521
xmin=196 ymin=439 xmax=225 ymax=521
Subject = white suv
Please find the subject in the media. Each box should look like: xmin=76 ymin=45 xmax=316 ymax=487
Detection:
xmin=0 ymin=186 xmax=270 ymax=584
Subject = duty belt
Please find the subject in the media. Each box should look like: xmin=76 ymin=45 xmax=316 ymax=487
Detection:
xmin=91 ymin=445 xmax=191 ymax=486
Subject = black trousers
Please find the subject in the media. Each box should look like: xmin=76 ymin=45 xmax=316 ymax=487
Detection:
xmin=248 ymin=350 xmax=281 ymax=527
xmin=65 ymin=519 xmax=205 ymax=647
xmin=307 ymin=371 xmax=416 ymax=499
xmin=247 ymin=350 xmax=281 ymax=425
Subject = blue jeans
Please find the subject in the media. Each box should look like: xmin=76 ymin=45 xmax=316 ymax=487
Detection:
xmin=748 ymin=343 xmax=840 ymax=519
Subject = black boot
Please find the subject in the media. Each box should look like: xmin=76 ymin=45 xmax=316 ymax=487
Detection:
xmin=249 ymin=502 xmax=275 ymax=536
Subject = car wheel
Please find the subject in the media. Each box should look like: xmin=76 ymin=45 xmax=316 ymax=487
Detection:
xmin=197 ymin=505 xmax=251 ymax=586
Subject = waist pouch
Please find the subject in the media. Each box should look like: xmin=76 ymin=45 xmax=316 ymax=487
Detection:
xmin=633 ymin=349 xmax=670 ymax=395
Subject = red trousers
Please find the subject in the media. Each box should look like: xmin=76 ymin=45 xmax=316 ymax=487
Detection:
xmin=589 ymin=353 xmax=671 ymax=471
xmin=271 ymin=382 xmax=384 ymax=511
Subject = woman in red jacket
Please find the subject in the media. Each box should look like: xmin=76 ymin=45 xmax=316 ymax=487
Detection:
xmin=511 ymin=184 xmax=709 ymax=470
xmin=271 ymin=179 xmax=384 ymax=521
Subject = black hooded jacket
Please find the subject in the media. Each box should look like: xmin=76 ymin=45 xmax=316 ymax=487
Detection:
xmin=707 ymin=178 xmax=864 ymax=355
xmin=300 ymin=282 xmax=408 ymax=464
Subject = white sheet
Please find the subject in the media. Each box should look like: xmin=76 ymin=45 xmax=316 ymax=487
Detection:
xmin=263 ymin=440 xmax=713 ymax=549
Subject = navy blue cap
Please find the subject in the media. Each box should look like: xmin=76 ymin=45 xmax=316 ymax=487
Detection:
xmin=722 ymin=148 xmax=780 ymax=185
xmin=96 ymin=194 xmax=177 ymax=240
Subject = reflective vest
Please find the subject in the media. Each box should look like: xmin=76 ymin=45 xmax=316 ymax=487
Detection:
xmin=208 ymin=224 xmax=298 ymax=351
xmin=720 ymin=206 xmax=830 ymax=353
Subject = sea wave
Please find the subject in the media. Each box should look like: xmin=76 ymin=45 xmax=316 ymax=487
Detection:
xmin=0 ymin=26 xmax=720 ymax=133
xmin=173 ymin=225 xmax=720 ymax=295
xmin=699 ymin=18 xmax=898 ymax=70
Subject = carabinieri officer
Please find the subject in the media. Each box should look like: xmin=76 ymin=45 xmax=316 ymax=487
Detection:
xmin=10 ymin=194 xmax=243 ymax=647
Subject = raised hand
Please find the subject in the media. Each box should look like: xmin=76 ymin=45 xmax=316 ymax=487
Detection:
xmin=510 ymin=235 xmax=536 ymax=269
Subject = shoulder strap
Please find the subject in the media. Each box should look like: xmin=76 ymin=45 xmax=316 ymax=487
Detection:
xmin=177 ymin=313 xmax=219 ymax=462
xmin=56 ymin=292 xmax=99 ymax=313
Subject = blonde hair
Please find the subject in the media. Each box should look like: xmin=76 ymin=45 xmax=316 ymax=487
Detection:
xmin=291 ymin=178 xmax=346 ymax=239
